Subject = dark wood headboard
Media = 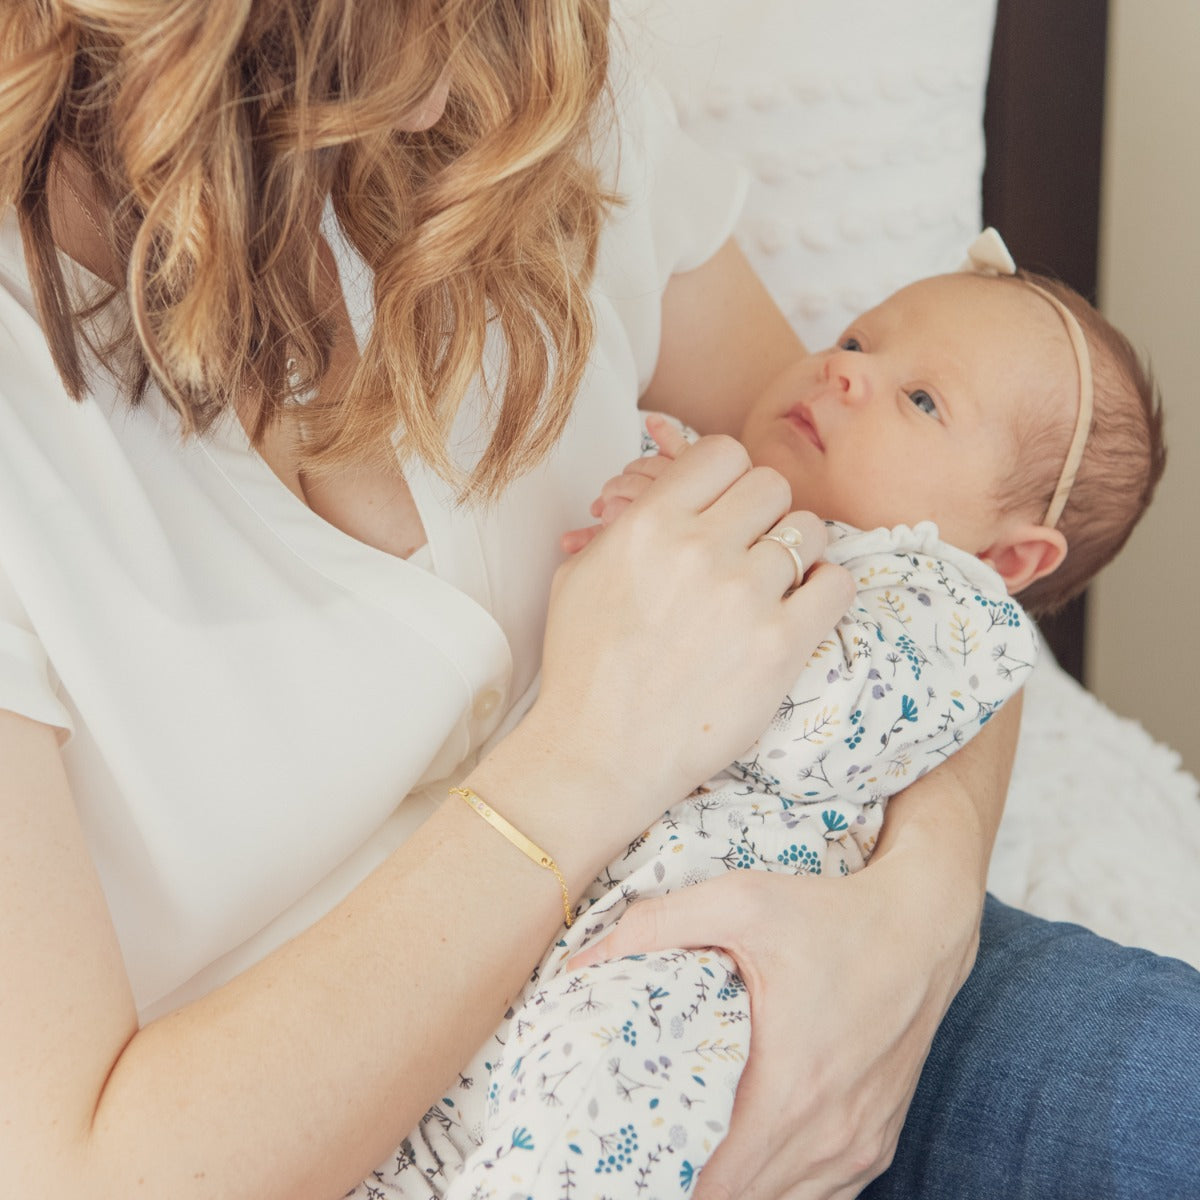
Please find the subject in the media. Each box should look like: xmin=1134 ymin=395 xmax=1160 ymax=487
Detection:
xmin=981 ymin=0 xmax=1109 ymax=683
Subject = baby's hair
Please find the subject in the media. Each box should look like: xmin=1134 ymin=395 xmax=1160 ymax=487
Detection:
xmin=995 ymin=271 xmax=1165 ymax=616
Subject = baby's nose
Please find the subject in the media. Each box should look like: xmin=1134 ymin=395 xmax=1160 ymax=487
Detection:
xmin=824 ymin=351 xmax=871 ymax=405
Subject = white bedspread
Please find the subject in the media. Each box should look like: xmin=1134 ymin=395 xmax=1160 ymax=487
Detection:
xmin=995 ymin=654 xmax=1200 ymax=966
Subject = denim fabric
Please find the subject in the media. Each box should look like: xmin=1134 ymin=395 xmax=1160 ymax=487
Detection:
xmin=863 ymin=895 xmax=1200 ymax=1200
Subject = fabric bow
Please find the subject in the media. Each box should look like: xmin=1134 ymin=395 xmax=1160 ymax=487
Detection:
xmin=960 ymin=226 xmax=1017 ymax=276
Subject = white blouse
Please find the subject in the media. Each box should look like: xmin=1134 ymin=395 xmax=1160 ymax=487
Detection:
xmin=0 ymin=66 xmax=745 ymax=1019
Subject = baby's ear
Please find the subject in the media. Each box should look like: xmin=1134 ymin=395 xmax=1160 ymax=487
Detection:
xmin=978 ymin=523 xmax=1068 ymax=595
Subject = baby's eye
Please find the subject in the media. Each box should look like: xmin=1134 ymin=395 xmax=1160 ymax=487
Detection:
xmin=839 ymin=336 xmax=863 ymax=352
xmin=908 ymin=389 xmax=940 ymax=419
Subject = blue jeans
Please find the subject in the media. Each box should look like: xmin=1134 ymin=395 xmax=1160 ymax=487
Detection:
xmin=862 ymin=895 xmax=1200 ymax=1199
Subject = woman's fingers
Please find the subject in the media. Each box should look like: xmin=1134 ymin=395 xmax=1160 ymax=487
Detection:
xmin=691 ymin=1055 xmax=787 ymax=1200
xmin=570 ymin=867 xmax=940 ymax=1200
xmin=698 ymin=461 xmax=793 ymax=545
xmin=695 ymin=1053 xmax=892 ymax=1200
xmin=567 ymin=876 xmax=744 ymax=971
xmin=782 ymin=560 xmax=855 ymax=644
xmin=590 ymin=436 xmax=847 ymax=609
xmin=748 ymin=511 xmax=827 ymax=593
xmin=696 ymin=1040 xmax=914 ymax=1200
xmin=639 ymin=433 xmax=755 ymax=513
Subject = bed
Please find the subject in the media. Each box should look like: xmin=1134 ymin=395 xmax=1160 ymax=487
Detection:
xmin=623 ymin=0 xmax=1200 ymax=967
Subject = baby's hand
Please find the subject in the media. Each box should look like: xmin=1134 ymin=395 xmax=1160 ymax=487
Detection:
xmin=561 ymin=414 xmax=690 ymax=554
xmin=592 ymin=415 xmax=689 ymax=524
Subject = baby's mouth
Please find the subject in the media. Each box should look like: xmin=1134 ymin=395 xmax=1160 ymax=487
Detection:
xmin=786 ymin=404 xmax=824 ymax=451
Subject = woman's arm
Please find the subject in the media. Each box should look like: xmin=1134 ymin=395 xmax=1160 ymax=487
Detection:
xmin=1 ymin=708 xmax=605 ymax=1200
xmin=0 ymin=436 xmax=853 ymax=1200
xmin=642 ymin=238 xmax=806 ymax=437
xmin=872 ymin=689 xmax=1014 ymax=902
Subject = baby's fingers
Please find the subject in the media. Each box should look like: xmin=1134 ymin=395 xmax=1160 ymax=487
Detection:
xmin=560 ymin=525 xmax=601 ymax=554
xmin=592 ymin=464 xmax=662 ymax=524
xmin=645 ymin=412 xmax=690 ymax=459
xmin=587 ymin=421 xmax=690 ymax=521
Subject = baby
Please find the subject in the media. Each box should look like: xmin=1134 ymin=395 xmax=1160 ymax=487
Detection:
xmin=353 ymin=231 xmax=1165 ymax=1199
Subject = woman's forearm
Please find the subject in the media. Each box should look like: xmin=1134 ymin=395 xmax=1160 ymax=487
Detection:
xmin=869 ymin=694 xmax=1022 ymax=973
xmin=642 ymin=238 xmax=805 ymax=436
xmin=5 ymin=713 xmax=630 ymax=1200
xmin=877 ymin=693 xmax=1019 ymax=868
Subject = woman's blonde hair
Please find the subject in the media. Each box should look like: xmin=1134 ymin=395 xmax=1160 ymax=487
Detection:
xmin=0 ymin=0 xmax=613 ymax=500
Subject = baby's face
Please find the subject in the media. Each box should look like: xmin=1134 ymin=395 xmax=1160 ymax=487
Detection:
xmin=739 ymin=274 xmax=1076 ymax=553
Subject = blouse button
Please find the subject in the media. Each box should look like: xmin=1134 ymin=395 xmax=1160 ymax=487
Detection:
xmin=472 ymin=689 xmax=501 ymax=721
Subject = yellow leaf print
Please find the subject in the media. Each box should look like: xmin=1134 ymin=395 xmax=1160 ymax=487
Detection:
xmin=797 ymin=705 xmax=840 ymax=743
xmin=878 ymin=590 xmax=910 ymax=627
xmin=949 ymin=612 xmax=978 ymax=661
xmin=810 ymin=636 xmax=838 ymax=659
xmin=858 ymin=563 xmax=900 ymax=587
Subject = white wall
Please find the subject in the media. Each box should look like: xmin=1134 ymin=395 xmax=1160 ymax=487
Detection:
xmin=1092 ymin=0 xmax=1200 ymax=775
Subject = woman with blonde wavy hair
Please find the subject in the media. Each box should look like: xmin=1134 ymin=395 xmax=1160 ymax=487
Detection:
xmin=5 ymin=3 xmax=1195 ymax=1200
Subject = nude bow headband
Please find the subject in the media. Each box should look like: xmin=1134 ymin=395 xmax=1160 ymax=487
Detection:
xmin=961 ymin=227 xmax=1094 ymax=528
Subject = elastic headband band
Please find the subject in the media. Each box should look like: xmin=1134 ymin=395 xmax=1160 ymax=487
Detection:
xmin=960 ymin=227 xmax=1094 ymax=528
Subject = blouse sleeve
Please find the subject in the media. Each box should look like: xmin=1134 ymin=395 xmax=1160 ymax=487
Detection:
xmin=593 ymin=47 xmax=749 ymax=393
xmin=0 ymin=562 xmax=74 ymax=737
xmin=0 ymin=253 xmax=73 ymax=738
xmin=637 ymin=74 xmax=749 ymax=277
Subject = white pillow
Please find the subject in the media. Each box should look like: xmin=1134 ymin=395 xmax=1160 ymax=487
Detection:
xmin=618 ymin=0 xmax=998 ymax=349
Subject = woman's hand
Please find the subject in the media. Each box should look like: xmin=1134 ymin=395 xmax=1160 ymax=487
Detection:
xmin=567 ymin=837 xmax=983 ymax=1200
xmin=521 ymin=434 xmax=854 ymax=860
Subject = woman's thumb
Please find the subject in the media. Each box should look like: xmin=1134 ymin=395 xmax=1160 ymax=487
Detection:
xmin=567 ymin=886 xmax=728 ymax=971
